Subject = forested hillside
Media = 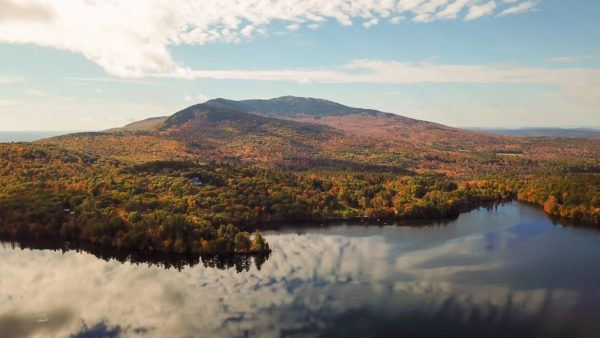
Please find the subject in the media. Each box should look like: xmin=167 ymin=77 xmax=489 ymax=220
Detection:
xmin=2 ymin=97 xmax=599 ymax=255
xmin=0 ymin=143 xmax=522 ymax=255
xmin=45 ymin=98 xmax=600 ymax=175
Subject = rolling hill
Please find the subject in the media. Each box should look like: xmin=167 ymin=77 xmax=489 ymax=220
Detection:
xmin=105 ymin=116 xmax=168 ymax=133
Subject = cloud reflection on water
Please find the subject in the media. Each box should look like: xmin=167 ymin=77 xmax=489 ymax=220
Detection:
xmin=1 ymin=202 xmax=599 ymax=337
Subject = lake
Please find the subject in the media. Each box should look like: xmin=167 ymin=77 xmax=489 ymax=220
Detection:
xmin=1 ymin=202 xmax=599 ymax=337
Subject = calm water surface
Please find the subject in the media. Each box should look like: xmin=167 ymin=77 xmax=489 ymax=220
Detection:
xmin=1 ymin=202 xmax=600 ymax=337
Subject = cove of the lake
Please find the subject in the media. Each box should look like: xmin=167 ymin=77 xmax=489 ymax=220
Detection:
xmin=1 ymin=201 xmax=600 ymax=338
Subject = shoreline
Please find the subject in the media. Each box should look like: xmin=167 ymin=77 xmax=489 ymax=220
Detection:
xmin=0 ymin=199 xmax=560 ymax=262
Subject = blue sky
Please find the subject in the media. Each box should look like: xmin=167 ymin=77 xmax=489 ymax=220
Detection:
xmin=0 ymin=0 xmax=599 ymax=131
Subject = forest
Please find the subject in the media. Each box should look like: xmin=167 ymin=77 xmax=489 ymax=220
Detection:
xmin=1 ymin=142 xmax=598 ymax=255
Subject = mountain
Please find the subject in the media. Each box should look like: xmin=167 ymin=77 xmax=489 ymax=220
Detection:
xmin=107 ymin=96 xmax=503 ymax=151
xmin=58 ymin=102 xmax=364 ymax=170
xmin=468 ymin=127 xmax=600 ymax=138
xmin=42 ymin=96 xmax=600 ymax=172
xmin=156 ymin=103 xmax=353 ymax=169
xmin=203 ymin=96 xmax=517 ymax=150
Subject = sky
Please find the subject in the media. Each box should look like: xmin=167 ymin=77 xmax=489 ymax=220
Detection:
xmin=0 ymin=0 xmax=599 ymax=131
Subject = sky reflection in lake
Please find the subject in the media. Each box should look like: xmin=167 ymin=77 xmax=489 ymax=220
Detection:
xmin=1 ymin=202 xmax=600 ymax=337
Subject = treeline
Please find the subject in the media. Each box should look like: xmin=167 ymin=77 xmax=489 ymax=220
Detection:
xmin=0 ymin=144 xmax=269 ymax=255
xmin=2 ymin=236 xmax=270 ymax=272
xmin=1 ymin=143 xmax=598 ymax=257
xmin=0 ymin=144 xmax=513 ymax=255
xmin=0 ymin=185 xmax=270 ymax=255
xmin=513 ymin=174 xmax=600 ymax=225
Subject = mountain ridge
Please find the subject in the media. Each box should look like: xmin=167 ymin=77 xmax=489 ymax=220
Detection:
xmin=44 ymin=96 xmax=599 ymax=172
xmin=108 ymin=96 xmax=509 ymax=150
xmin=204 ymin=96 xmax=381 ymax=118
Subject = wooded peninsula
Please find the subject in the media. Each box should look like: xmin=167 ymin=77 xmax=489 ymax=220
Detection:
xmin=1 ymin=98 xmax=599 ymax=255
xmin=1 ymin=142 xmax=598 ymax=255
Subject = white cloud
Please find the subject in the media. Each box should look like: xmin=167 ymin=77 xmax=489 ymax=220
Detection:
xmin=0 ymin=74 xmax=21 ymax=84
xmin=498 ymin=0 xmax=538 ymax=16
xmin=465 ymin=1 xmax=496 ymax=21
xmin=389 ymin=16 xmax=404 ymax=24
xmin=436 ymin=0 xmax=473 ymax=20
xmin=286 ymin=23 xmax=300 ymax=31
xmin=22 ymin=89 xmax=49 ymax=96
xmin=0 ymin=0 xmax=541 ymax=78
xmin=168 ymin=59 xmax=600 ymax=100
xmin=412 ymin=0 xmax=456 ymax=22
xmin=60 ymin=77 xmax=154 ymax=85
xmin=240 ymin=25 xmax=255 ymax=37
xmin=362 ymin=18 xmax=379 ymax=28
xmin=0 ymin=0 xmax=54 ymax=23
xmin=0 ymin=99 xmax=17 ymax=106
xmin=550 ymin=55 xmax=600 ymax=63
xmin=197 ymin=93 xmax=209 ymax=102
xmin=185 ymin=93 xmax=208 ymax=102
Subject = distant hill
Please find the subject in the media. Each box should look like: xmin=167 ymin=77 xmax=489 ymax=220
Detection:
xmin=105 ymin=116 xmax=168 ymax=133
xmin=468 ymin=128 xmax=600 ymax=138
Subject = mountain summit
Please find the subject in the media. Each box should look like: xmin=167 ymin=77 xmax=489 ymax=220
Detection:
xmin=204 ymin=96 xmax=380 ymax=118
